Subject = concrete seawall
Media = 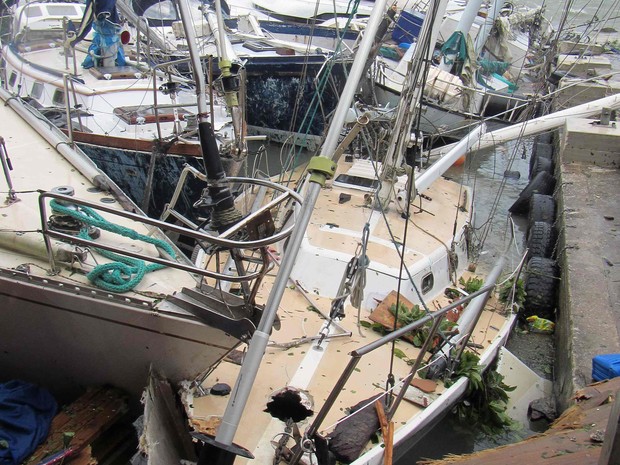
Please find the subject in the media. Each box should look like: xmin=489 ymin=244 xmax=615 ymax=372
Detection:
xmin=554 ymin=116 xmax=620 ymax=411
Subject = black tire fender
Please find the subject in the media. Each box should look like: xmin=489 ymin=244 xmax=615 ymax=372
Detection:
xmin=528 ymin=193 xmax=556 ymax=226
xmin=523 ymin=257 xmax=559 ymax=320
xmin=529 ymin=142 xmax=554 ymax=173
xmin=509 ymin=171 xmax=555 ymax=214
xmin=530 ymin=155 xmax=553 ymax=180
xmin=527 ymin=221 xmax=554 ymax=258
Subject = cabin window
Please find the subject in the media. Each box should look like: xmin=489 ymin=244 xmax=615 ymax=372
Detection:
xmin=8 ymin=72 xmax=17 ymax=87
xmin=52 ymin=89 xmax=65 ymax=106
xmin=243 ymin=41 xmax=277 ymax=52
xmin=143 ymin=1 xmax=177 ymax=20
xmin=421 ymin=272 xmax=434 ymax=294
xmin=47 ymin=4 xmax=83 ymax=16
xmin=31 ymin=82 xmax=44 ymax=99
xmin=113 ymin=105 xmax=190 ymax=125
xmin=24 ymin=5 xmax=43 ymax=17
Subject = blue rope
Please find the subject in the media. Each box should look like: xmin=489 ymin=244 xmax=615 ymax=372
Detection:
xmin=50 ymin=199 xmax=176 ymax=292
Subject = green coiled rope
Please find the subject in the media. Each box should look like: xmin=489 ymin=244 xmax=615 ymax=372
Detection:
xmin=50 ymin=199 xmax=176 ymax=293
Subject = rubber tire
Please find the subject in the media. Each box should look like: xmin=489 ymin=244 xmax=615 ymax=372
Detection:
xmin=528 ymin=193 xmax=556 ymax=226
xmin=529 ymin=155 xmax=553 ymax=180
xmin=529 ymin=142 xmax=554 ymax=173
xmin=509 ymin=171 xmax=555 ymax=214
xmin=534 ymin=132 xmax=554 ymax=145
xmin=523 ymin=257 xmax=559 ymax=320
xmin=527 ymin=221 xmax=554 ymax=258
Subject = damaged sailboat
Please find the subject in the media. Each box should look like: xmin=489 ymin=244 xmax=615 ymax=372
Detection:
xmin=0 ymin=0 xmax=520 ymax=463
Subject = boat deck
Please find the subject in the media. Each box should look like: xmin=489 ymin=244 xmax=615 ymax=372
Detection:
xmin=0 ymin=95 xmax=246 ymax=402
xmin=0 ymin=99 xmax=197 ymax=300
xmin=188 ymin=269 xmax=509 ymax=463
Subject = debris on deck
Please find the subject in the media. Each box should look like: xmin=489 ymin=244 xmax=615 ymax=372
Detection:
xmin=25 ymin=386 xmax=130 ymax=465
xmin=418 ymin=377 xmax=620 ymax=464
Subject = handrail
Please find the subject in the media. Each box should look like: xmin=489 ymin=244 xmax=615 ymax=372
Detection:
xmin=160 ymin=166 xmax=305 ymax=239
xmin=151 ymin=57 xmax=193 ymax=141
xmin=38 ymin=179 xmax=302 ymax=282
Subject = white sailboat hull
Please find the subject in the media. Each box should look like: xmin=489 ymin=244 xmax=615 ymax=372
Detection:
xmin=0 ymin=271 xmax=238 ymax=405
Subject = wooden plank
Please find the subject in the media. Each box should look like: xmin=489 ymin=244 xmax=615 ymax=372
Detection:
xmin=598 ymin=389 xmax=620 ymax=465
xmin=374 ymin=399 xmax=393 ymax=465
xmin=375 ymin=400 xmax=389 ymax=439
xmin=26 ymin=387 xmax=128 ymax=464
xmin=369 ymin=290 xmax=414 ymax=329
xmin=385 ymin=421 xmax=394 ymax=465
xmin=369 ymin=291 xmax=418 ymax=344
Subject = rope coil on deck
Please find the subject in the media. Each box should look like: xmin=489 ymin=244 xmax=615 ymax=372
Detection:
xmin=50 ymin=199 xmax=176 ymax=292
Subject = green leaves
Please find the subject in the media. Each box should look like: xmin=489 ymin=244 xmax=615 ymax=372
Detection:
xmin=499 ymin=277 xmax=526 ymax=310
xmin=459 ymin=276 xmax=484 ymax=294
xmin=450 ymin=351 xmax=517 ymax=435
xmin=387 ymin=303 xmax=456 ymax=349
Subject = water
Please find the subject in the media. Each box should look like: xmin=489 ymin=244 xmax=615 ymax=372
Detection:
xmin=520 ymin=0 xmax=620 ymax=36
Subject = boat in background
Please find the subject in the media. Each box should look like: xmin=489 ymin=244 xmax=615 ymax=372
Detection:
xmin=250 ymin=0 xmax=373 ymax=23
xmin=119 ymin=0 xmax=359 ymax=150
xmin=369 ymin=0 xmax=554 ymax=141
xmin=0 ymin=0 xmax=242 ymax=222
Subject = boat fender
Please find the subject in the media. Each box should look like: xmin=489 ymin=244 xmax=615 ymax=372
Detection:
xmin=508 ymin=171 xmax=555 ymax=214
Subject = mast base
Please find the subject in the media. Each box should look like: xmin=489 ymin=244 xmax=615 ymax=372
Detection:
xmin=193 ymin=432 xmax=254 ymax=465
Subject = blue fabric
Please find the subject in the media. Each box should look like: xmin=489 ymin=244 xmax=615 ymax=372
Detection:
xmin=70 ymin=0 xmax=126 ymax=68
xmin=82 ymin=19 xmax=127 ymax=69
xmin=0 ymin=381 xmax=57 ymax=465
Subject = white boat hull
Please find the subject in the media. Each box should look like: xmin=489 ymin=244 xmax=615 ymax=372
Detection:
xmin=0 ymin=269 xmax=241 ymax=405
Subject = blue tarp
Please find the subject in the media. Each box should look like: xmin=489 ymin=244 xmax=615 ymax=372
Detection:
xmin=68 ymin=0 xmax=126 ymax=68
xmin=0 ymin=381 xmax=57 ymax=465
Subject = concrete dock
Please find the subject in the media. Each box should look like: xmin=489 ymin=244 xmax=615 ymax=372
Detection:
xmin=555 ymin=116 xmax=620 ymax=412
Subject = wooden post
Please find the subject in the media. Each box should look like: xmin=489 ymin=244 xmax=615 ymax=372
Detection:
xmin=375 ymin=400 xmax=393 ymax=465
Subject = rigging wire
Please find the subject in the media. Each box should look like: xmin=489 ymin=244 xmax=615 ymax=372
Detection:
xmin=277 ymin=0 xmax=362 ymax=187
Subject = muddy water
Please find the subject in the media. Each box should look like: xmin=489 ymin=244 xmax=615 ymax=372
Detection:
xmin=444 ymin=138 xmax=532 ymax=275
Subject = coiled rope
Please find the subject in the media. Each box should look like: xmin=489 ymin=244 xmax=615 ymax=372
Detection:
xmin=50 ymin=199 xmax=176 ymax=292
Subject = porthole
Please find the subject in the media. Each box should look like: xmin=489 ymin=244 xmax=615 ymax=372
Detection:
xmin=52 ymin=89 xmax=65 ymax=106
xmin=31 ymin=82 xmax=44 ymax=99
xmin=421 ymin=272 xmax=434 ymax=294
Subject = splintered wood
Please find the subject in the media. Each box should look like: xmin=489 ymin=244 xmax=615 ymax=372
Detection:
xmin=25 ymin=386 xmax=128 ymax=464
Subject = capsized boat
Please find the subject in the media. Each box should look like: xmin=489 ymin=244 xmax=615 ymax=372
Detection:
xmin=0 ymin=81 xmax=300 ymax=409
